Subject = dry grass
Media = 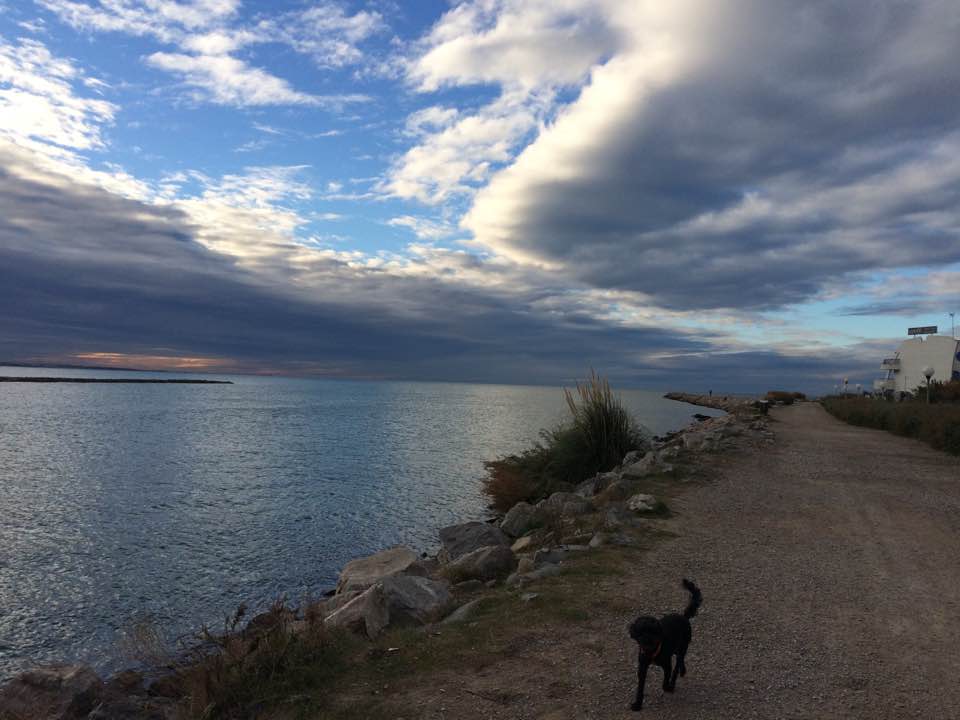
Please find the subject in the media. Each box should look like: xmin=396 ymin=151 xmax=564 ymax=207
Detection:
xmin=765 ymin=390 xmax=806 ymax=404
xmin=822 ymin=397 xmax=960 ymax=455
xmin=156 ymin=600 xmax=359 ymax=719
xmin=484 ymin=372 xmax=649 ymax=511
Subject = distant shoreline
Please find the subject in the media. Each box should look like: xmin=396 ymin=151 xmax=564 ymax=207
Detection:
xmin=0 ymin=377 xmax=233 ymax=384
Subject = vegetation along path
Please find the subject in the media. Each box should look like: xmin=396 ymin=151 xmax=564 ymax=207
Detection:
xmin=340 ymin=402 xmax=960 ymax=719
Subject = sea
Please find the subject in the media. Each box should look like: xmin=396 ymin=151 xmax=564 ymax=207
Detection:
xmin=0 ymin=366 xmax=720 ymax=681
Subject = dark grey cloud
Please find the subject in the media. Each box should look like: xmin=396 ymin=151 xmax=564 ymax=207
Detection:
xmin=467 ymin=1 xmax=960 ymax=310
xmin=0 ymin=144 xmax=860 ymax=393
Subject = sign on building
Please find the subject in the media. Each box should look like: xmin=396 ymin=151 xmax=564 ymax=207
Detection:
xmin=907 ymin=326 xmax=938 ymax=336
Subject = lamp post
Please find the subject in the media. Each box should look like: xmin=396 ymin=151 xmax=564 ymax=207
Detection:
xmin=923 ymin=366 xmax=935 ymax=404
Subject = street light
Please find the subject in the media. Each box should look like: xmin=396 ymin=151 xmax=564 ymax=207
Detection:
xmin=923 ymin=366 xmax=935 ymax=404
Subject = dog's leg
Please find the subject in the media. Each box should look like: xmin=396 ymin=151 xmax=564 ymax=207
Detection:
xmin=670 ymin=651 xmax=683 ymax=688
xmin=676 ymin=645 xmax=688 ymax=678
xmin=631 ymin=657 xmax=649 ymax=711
xmin=661 ymin=657 xmax=675 ymax=692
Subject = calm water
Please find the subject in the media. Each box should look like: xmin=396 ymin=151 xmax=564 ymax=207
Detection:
xmin=0 ymin=367 xmax=718 ymax=680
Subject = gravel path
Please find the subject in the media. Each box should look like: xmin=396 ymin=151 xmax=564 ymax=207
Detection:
xmin=358 ymin=403 xmax=960 ymax=720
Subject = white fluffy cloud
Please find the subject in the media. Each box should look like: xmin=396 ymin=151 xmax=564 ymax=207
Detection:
xmin=38 ymin=0 xmax=382 ymax=107
xmin=144 ymin=51 xmax=366 ymax=107
xmin=0 ymin=37 xmax=115 ymax=150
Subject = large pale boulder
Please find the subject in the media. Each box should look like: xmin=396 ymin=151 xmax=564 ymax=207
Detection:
xmin=500 ymin=502 xmax=539 ymax=537
xmin=536 ymin=492 xmax=593 ymax=518
xmin=379 ymin=575 xmax=452 ymax=627
xmin=438 ymin=521 xmax=510 ymax=562
xmin=622 ymin=453 xmax=657 ymax=478
xmin=0 ymin=665 xmax=103 ymax=720
xmin=446 ymin=545 xmax=517 ymax=582
xmin=335 ymin=546 xmax=424 ymax=595
xmin=326 ymin=575 xmax=453 ymax=638
xmin=324 ymin=584 xmax=390 ymax=639
xmin=627 ymin=493 xmax=659 ymax=513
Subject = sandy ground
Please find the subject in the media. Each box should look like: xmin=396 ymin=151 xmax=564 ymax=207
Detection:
xmin=345 ymin=402 xmax=960 ymax=720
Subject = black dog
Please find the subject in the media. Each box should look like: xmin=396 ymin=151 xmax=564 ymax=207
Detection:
xmin=628 ymin=579 xmax=702 ymax=711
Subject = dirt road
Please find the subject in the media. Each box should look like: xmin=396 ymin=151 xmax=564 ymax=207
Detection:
xmin=366 ymin=402 xmax=960 ymax=720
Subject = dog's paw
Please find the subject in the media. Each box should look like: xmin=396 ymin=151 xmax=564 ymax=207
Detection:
xmin=630 ymin=701 xmax=643 ymax=712
xmin=663 ymin=684 xmax=675 ymax=693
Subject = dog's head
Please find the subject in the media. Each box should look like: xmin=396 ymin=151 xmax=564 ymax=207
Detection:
xmin=629 ymin=616 xmax=663 ymax=657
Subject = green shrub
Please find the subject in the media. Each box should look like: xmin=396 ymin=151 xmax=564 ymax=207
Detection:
xmin=822 ymin=397 xmax=960 ymax=456
xmin=765 ymin=390 xmax=807 ymax=405
xmin=483 ymin=372 xmax=649 ymax=511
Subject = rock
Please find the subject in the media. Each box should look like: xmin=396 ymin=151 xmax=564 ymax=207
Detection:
xmin=598 ymin=478 xmax=638 ymax=502
xmin=506 ymin=563 xmax=562 ymax=587
xmin=560 ymin=532 xmax=594 ymax=545
xmin=88 ymin=697 xmax=167 ymax=720
xmin=309 ymin=589 xmax=361 ymax=619
xmin=0 ymin=665 xmax=103 ymax=720
xmin=500 ymin=502 xmax=539 ymax=537
xmin=622 ymin=450 xmax=646 ymax=465
xmin=623 ymin=450 xmax=674 ymax=475
xmin=88 ymin=696 xmax=169 ymax=720
xmin=146 ymin=674 xmax=182 ymax=699
xmin=379 ymin=575 xmax=453 ymax=628
xmin=324 ymin=584 xmax=390 ymax=639
xmin=446 ymin=545 xmax=517 ymax=582
xmin=627 ymin=493 xmax=660 ymax=513
xmin=442 ymin=597 xmax=493 ymax=625
xmin=576 ymin=471 xmax=620 ymax=497
xmin=589 ymin=531 xmax=638 ymax=548
xmin=603 ymin=506 xmax=644 ymax=530
xmin=516 ymin=556 xmax=535 ymax=574
xmin=520 ymin=593 xmax=540 ymax=603
xmin=452 ymin=579 xmax=484 ymax=592
xmin=537 ymin=492 xmax=593 ymax=518
xmin=335 ymin=546 xmax=424 ymax=595
xmin=533 ymin=545 xmax=589 ymax=568
xmin=104 ymin=671 xmax=144 ymax=696
xmin=438 ymin=521 xmax=510 ymax=563
xmin=511 ymin=535 xmax=537 ymax=553
xmin=659 ymin=446 xmax=681 ymax=461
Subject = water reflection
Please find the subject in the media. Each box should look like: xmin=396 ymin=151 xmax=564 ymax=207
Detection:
xmin=0 ymin=371 xmax=720 ymax=680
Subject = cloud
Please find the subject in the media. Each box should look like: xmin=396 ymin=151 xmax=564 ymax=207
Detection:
xmin=39 ymin=0 xmax=382 ymax=107
xmin=387 ymin=215 xmax=456 ymax=241
xmin=0 ymin=36 xmax=115 ymax=150
xmin=390 ymin=1 xmax=960 ymax=310
xmin=144 ymin=51 xmax=364 ymax=107
xmin=383 ymin=91 xmax=549 ymax=203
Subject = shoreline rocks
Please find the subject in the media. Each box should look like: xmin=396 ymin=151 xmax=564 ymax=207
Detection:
xmin=1 ymin=391 xmax=776 ymax=719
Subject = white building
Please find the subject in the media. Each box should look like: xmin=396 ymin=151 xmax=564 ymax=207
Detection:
xmin=874 ymin=332 xmax=960 ymax=394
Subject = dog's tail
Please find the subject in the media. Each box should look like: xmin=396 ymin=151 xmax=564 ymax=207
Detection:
xmin=682 ymin=578 xmax=702 ymax=619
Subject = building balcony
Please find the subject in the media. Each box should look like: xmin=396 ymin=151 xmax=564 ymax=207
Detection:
xmin=880 ymin=358 xmax=900 ymax=370
xmin=874 ymin=379 xmax=895 ymax=391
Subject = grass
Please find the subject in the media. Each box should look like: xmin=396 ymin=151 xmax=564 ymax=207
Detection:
xmin=484 ymin=371 xmax=650 ymax=511
xmin=822 ymin=396 xmax=960 ymax=455
xmin=121 ymin=600 xmax=362 ymax=720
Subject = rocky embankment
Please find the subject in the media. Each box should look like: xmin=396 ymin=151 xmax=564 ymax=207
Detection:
xmin=663 ymin=391 xmax=758 ymax=414
xmin=0 ymin=404 xmax=774 ymax=720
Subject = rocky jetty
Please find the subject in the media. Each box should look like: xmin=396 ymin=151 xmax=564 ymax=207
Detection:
xmin=664 ymin=391 xmax=758 ymax=414
xmin=0 ymin=397 xmax=775 ymax=720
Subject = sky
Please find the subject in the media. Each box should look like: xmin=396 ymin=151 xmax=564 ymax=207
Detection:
xmin=1 ymin=0 xmax=959 ymax=393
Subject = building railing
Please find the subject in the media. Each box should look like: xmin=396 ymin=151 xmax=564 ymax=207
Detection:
xmin=880 ymin=358 xmax=900 ymax=370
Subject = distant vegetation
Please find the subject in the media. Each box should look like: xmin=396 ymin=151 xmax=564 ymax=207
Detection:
xmin=822 ymin=388 xmax=960 ymax=456
xmin=483 ymin=371 xmax=649 ymax=511
xmin=765 ymin=390 xmax=807 ymax=405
